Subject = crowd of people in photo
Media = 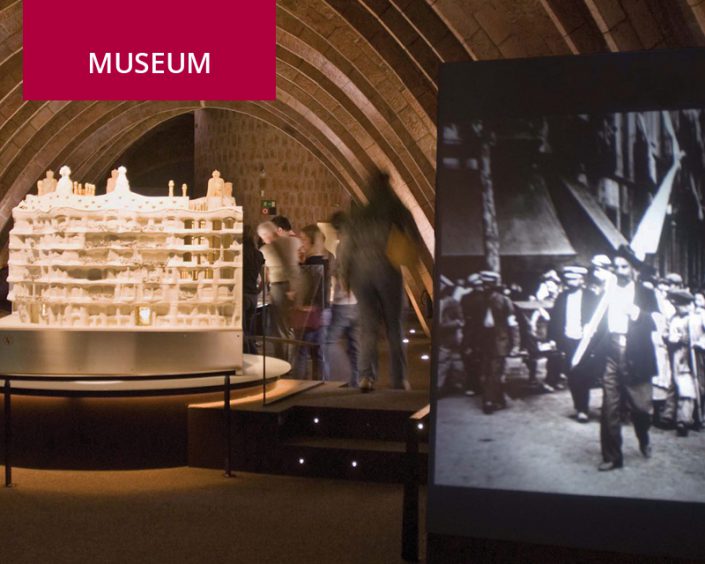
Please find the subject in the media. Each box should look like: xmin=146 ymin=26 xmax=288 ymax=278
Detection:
xmin=439 ymin=246 xmax=705 ymax=470
xmin=244 ymin=173 xmax=422 ymax=393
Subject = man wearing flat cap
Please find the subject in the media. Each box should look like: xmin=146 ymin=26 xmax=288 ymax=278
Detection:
xmin=587 ymin=245 xmax=658 ymax=471
xmin=665 ymin=272 xmax=684 ymax=289
xmin=588 ymin=255 xmax=612 ymax=296
xmin=651 ymin=271 xmax=685 ymax=428
xmin=548 ymin=265 xmax=599 ymax=421
xmin=666 ymin=288 xmax=703 ymax=437
xmin=471 ymin=271 xmax=520 ymax=414
xmin=460 ymin=273 xmax=484 ymax=397
xmin=536 ymin=269 xmax=561 ymax=301
xmin=652 ymin=276 xmax=677 ymax=428
xmin=437 ymin=284 xmax=465 ymax=394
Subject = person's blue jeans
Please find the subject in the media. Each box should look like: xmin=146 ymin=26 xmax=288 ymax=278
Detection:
xmin=352 ymin=265 xmax=407 ymax=389
xmin=293 ymin=326 xmax=327 ymax=380
xmin=324 ymin=304 xmax=360 ymax=386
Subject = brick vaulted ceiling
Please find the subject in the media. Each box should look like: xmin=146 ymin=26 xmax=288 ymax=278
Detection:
xmin=2 ymin=0 xmax=705 ymax=307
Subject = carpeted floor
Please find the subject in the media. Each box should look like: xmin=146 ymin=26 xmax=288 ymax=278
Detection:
xmin=0 ymin=466 xmax=427 ymax=563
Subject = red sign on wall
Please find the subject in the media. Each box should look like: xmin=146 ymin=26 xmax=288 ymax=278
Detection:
xmin=23 ymin=0 xmax=276 ymax=101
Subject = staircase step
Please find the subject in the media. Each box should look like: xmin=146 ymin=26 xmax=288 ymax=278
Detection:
xmin=279 ymin=409 xmax=417 ymax=442
xmin=276 ymin=437 xmax=428 ymax=483
xmin=187 ymin=382 xmax=430 ymax=482
xmin=282 ymin=436 xmax=429 ymax=454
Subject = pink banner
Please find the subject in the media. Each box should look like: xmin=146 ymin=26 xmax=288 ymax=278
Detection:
xmin=23 ymin=0 xmax=276 ymax=100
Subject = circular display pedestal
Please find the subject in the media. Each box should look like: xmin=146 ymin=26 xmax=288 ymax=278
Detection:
xmin=0 ymin=315 xmax=290 ymax=394
xmin=3 ymin=355 xmax=291 ymax=395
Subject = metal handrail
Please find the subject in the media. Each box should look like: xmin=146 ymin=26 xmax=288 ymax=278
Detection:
xmin=402 ymin=403 xmax=430 ymax=562
xmin=0 ymin=368 xmax=239 ymax=488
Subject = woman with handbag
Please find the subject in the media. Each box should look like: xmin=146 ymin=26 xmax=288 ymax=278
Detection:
xmin=291 ymin=224 xmax=331 ymax=379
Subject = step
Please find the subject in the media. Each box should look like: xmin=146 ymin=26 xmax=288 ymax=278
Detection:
xmin=278 ymin=406 xmax=424 ymax=442
xmin=282 ymin=435 xmax=429 ymax=454
xmin=187 ymin=383 xmax=430 ymax=481
xmin=276 ymin=436 xmax=428 ymax=483
xmin=277 ymin=389 xmax=430 ymax=442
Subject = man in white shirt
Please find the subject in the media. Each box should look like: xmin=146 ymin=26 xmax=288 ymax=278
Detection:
xmin=257 ymin=220 xmax=302 ymax=362
xmin=654 ymin=273 xmax=683 ymax=428
xmin=666 ymin=289 xmax=702 ymax=437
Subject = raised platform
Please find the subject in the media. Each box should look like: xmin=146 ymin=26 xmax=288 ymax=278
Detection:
xmin=0 ymin=378 xmax=429 ymax=481
xmin=0 ymin=378 xmax=313 ymax=470
xmin=188 ymin=383 xmax=430 ymax=482
xmin=3 ymin=354 xmax=290 ymax=396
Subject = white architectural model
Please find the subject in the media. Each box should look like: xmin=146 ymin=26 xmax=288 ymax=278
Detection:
xmin=8 ymin=167 xmax=243 ymax=329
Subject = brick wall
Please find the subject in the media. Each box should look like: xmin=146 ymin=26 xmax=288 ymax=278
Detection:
xmin=112 ymin=114 xmax=195 ymax=197
xmin=194 ymin=109 xmax=350 ymax=231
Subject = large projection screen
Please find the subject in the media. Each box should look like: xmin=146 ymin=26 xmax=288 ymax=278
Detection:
xmin=428 ymin=50 xmax=705 ymax=560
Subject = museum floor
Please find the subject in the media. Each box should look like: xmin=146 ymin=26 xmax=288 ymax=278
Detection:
xmin=0 ymin=466 xmax=428 ymax=563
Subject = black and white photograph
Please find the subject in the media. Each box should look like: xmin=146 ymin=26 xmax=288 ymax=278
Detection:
xmin=433 ymin=105 xmax=705 ymax=502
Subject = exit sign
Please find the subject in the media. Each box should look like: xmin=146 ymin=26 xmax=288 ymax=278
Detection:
xmin=261 ymin=199 xmax=277 ymax=215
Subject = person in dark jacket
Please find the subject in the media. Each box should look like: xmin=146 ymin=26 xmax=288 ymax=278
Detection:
xmin=242 ymin=225 xmax=264 ymax=354
xmin=460 ymin=273 xmax=484 ymax=396
xmin=547 ymin=266 xmax=600 ymax=421
xmin=465 ymin=271 xmax=520 ymax=414
xmin=338 ymin=173 xmax=422 ymax=392
xmin=588 ymin=245 xmax=658 ymax=471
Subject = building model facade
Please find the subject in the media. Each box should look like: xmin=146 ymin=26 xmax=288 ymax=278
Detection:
xmin=8 ymin=166 xmax=243 ymax=329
